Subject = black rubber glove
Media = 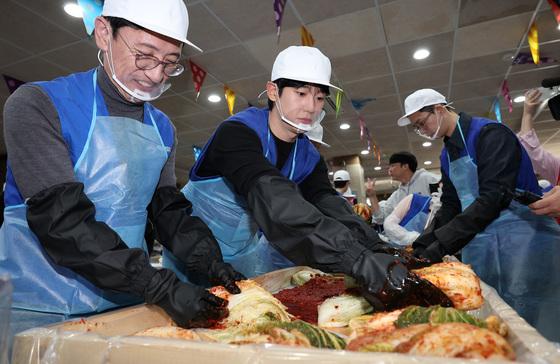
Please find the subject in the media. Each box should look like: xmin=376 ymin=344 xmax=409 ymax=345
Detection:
xmin=145 ymin=268 xmax=228 ymax=328
xmin=373 ymin=245 xmax=432 ymax=269
xmin=149 ymin=186 xmax=245 ymax=292
xmin=414 ymin=241 xmax=446 ymax=264
xmin=313 ymin=193 xmax=385 ymax=252
xmin=351 ymin=251 xmax=453 ymax=311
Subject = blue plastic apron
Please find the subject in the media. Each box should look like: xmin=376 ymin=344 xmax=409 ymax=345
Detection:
xmin=447 ymin=119 xmax=560 ymax=342
xmin=0 ymin=70 xmax=168 ymax=322
xmin=400 ymin=194 xmax=431 ymax=234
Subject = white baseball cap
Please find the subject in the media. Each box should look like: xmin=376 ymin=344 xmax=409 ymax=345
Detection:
xmin=271 ymin=46 xmax=342 ymax=91
xmin=333 ymin=170 xmax=350 ymax=182
xmin=397 ymin=89 xmax=449 ymax=126
xmin=342 ymin=188 xmax=356 ymax=198
xmin=306 ymin=124 xmax=330 ymax=148
xmin=102 ymin=0 xmax=202 ymax=52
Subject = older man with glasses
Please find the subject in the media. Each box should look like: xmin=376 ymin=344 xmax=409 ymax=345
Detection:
xmin=396 ymin=88 xmax=560 ymax=342
xmin=0 ymin=0 xmax=244 ymax=337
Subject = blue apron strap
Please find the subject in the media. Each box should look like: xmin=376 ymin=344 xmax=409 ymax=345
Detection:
xmin=74 ymin=70 xmax=99 ymax=173
xmin=456 ymin=117 xmax=470 ymax=157
xmin=289 ymin=137 xmax=298 ymax=180
xmin=265 ymin=127 xmax=271 ymax=158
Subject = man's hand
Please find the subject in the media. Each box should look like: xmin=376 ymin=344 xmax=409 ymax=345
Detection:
xmin=530 ymin=186 xmax=560 ymax=217
xmin=365 ymin=178 xmax=377 ymax=198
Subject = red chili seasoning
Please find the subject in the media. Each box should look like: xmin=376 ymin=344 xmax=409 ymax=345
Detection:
xmin=273 ymin=276 xmax=347 ymax=324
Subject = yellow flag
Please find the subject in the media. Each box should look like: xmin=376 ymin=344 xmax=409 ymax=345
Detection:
xmin=300 ymin=26 xmax=315 ymax=46
xmin=224 ymin=85 xmax=236 ymax=116
xmin=335 ymin=90 xmax=343 ymax=118
xmin=528 ymin=22 xmax=539 ymax=64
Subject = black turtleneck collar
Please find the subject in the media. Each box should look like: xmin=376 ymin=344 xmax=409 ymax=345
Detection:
xmin=96 ymin=66 xmax=144 ymax=121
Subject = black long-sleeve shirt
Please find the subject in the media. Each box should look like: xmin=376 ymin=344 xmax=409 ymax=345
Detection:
xmin=197 ymin=121 xmax=337 ymax=203
xmin=417 ymin=113 xmax=521 ymax=255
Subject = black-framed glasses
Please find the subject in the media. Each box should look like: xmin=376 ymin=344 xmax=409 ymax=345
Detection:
xmin=118 ymin=33 xmax=184 ymax=77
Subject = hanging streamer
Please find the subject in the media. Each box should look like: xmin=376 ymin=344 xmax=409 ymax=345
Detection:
xmin=501 ymin=80 xmax=513 ymax=113
xmin=493 ymin=98 xmax=502 ymax=123
xmin=273 ymin=0 xmax=287 ymax=43
xmin=548 ymin=0 xmax=560 ymax=25
xmin=528 ymin=21 xmax=540 ymax=65
xmin=335 ymin=90 xmax=343 ymax=118
xmin=224 ymin=85 xmax=236 ymax=116
xmin=3 ymin=74 xmax=25 ymax=94
xmin=188 ymin=60 xmax=207 ymax=100
xmin=300 ymin=26 xmax=315 ymax=46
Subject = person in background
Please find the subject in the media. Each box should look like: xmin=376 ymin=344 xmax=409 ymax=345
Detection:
xmin=333 ymin=169 xmax=357 ymax=204
xmin=398 ymin=88 xmax=560 ymax=341
xmin=383 ymin=183 xmax=442 ymax=246
xmin=367 ymin=151 xmax=439 ymax=224
xmin=177 ymin=46 xmax=449 ymax=311
xmin=516 ymin=88 xmax=560 ymax=219
xmin=0 ymin=0 xmax=243 ymax=334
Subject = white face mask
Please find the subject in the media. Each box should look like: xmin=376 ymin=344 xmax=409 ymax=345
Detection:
xmin=274 ymin=85 xmax=326 ymax=133
xmin=415 ymin=113 xmax=442 ymax=140
xmin=98 ymin=38 xmax=171 ymax=103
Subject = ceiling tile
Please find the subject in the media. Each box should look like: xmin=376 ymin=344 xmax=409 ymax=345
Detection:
xmin=396 ymin=63 xmax=450 ymax=94
xmin=507 ymin=65 xmax=560 ymax=91
xmin=225 ymin=73 xmax=270 ymax=101
xmin=332 ymin=48 xmax=391 ymax=83
xmin=343 ymin=75 xmax=397 ymax=100
xmin=187 ymin=3 xmax=239 ymax=52
xmin=459 ymin=0 xmax=537 ymax=27
xmin=204 ymin=0 xmax=300 ymax=41
xmin=190 ymin=45 xmax=267 ymax=82
xmin=454 ymin=12 xmax=532 ymax=61
xmin=293 ymin=0 xmax=374 ymax=24
xmin=0 ymin=39 xmax=32 ymax=68
xmin=451 ymin=75 xmax=504 ymax=101
xmin=0 ymin=57 xmax=70 ymax=83
xmin=173 ymin=111 xmax=224 ymax=132
xmin=381 ymin=0 xmax=458 ymax=45
xmin=41 ymin=40 xmax=99 ymax=73
xmin=0 ymin=1 xmax=80 ymax=54
xmin=389 ymin=32 xmax=454 ymax=73
xmin=152 ymin=94 xmax=204 ymax=118
xmin=452 ymin=52 xmax=512 ymax=84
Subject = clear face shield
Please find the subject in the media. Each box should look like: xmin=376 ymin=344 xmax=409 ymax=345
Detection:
xmin=273 ymin=84 xmax=326 ymax=133
xmin=98 ymin=38 xmax=172 ymax=103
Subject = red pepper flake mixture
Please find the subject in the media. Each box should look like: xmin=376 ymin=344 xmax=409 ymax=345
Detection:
xmin=273 ymin=276 xmax=347 ymax=324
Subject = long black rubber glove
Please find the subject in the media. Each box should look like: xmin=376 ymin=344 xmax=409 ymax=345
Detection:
xmin=314 ymin=193 xmax=430 ymax=269
xmin=148 ymin=186 xmax=244 ymax=292
xmin=313 ymin=193 xmax=385 ymax=252
xmin=27 ymin=182 xmax=228 ymax=327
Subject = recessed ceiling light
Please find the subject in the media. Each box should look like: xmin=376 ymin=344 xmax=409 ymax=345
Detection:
xmin=413 ymin=48 xmax=430 ymax=60
xmin=64 ymin=3 xmax=83 ymax=18
xmin=328 ymin=171 xmax=334 ymax=176
xmin=424 ymin=160 xmax=432 ymax=165
xmin=208 ymin=94 xmax=221 ymax=103
xmin=513 ymin=95 xmax=525 ymax=103
xmin=422 ymin=141 xmax=432 ymax=147
xmin=361 ymin=150 xmax=370 ymax=155
xmin=374 ymin=166 xmax=382 ymax=171
xmin=339 ymin=123 xmax=350 ymax=130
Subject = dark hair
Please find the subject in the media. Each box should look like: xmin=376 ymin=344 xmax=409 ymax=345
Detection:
xmin=334 ymin=180 xmax=349 ymax=189
xmin=419 ymin=104 xmax=451 ymax=113
xmin=268 ymin=78 xmax=330 ymax=110
xmin=104 ymin=16 xmax=141 ymax=38
xmin=389 ymin=151 xmax=418 ymax=172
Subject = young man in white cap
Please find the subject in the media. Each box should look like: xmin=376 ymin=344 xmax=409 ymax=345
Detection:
xmin=333 ymin=169 xmax=356 ymax=204
xmin=180 ymin=46 xmax=450 ymax=312
xmin=397 ymin=88 xmax=560 ymax=341
xmin=1 ymin=0 xmax=243 ymax=335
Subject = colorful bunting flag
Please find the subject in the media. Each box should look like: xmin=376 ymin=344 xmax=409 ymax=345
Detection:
xmin=548 ymin=0 xmax=560 ymax=25
xmin=493 ymin=98 xmax=502 ymax=123
xmin=3 ymin=74 xmax=25 ymax=94
xmin=512 ymin=52 xmax=555 ymax=65
xmin=188 ymin=60 xmax=207 ymax=100
xmin=300 ymin=26 xmax=315 ymax=46
xmin=501 ymin=80 xmax=513 ymax=113
xmin=193 ymin=145 xmax=202 ymax=161
xmin=77 ymin=0 xmax=103 ymax=35
xmin=335 ymin=90 xmax=343 ymax=118
xmin=528 ymin=22 xmax=540 ymax=65
xmin=359 ymin=116 xmax=367 ymax=140
xmin=273 ymin=0 xmax=287 ymax=42
xmin=224 ymin=85 xmax=236 ymax=116
xmin=351 ymin=98 xmax=374 ymax=111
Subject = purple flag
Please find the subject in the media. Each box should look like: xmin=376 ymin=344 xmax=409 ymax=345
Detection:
xmin=3 ymin=74 xmax=25 ymax=94
xmin=512 ymin=52 xmax=555 ymax=65
xmin=501 ymin=80 xmax=513 ymax=113
xmin=273 ymin=0 xmax=287 ymax=39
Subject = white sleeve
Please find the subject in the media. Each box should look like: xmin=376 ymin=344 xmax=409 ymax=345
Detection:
xmin=383 ymin=195 xmax=420 ymax=246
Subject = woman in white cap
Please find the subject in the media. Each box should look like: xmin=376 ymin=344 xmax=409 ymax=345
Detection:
xmin=1 ymin=0 xmax=244 ymax=334
xmin=397 ymin=88 xmax=560 ymax=342
xmin=181 ymin=46 xmax=451 ymax=312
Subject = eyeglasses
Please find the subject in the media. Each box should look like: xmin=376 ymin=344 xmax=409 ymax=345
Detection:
xmin=118 ymin=33 xmax=184 ymax=77
xmin=410 ymin=113 xmax=432 ymax=133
